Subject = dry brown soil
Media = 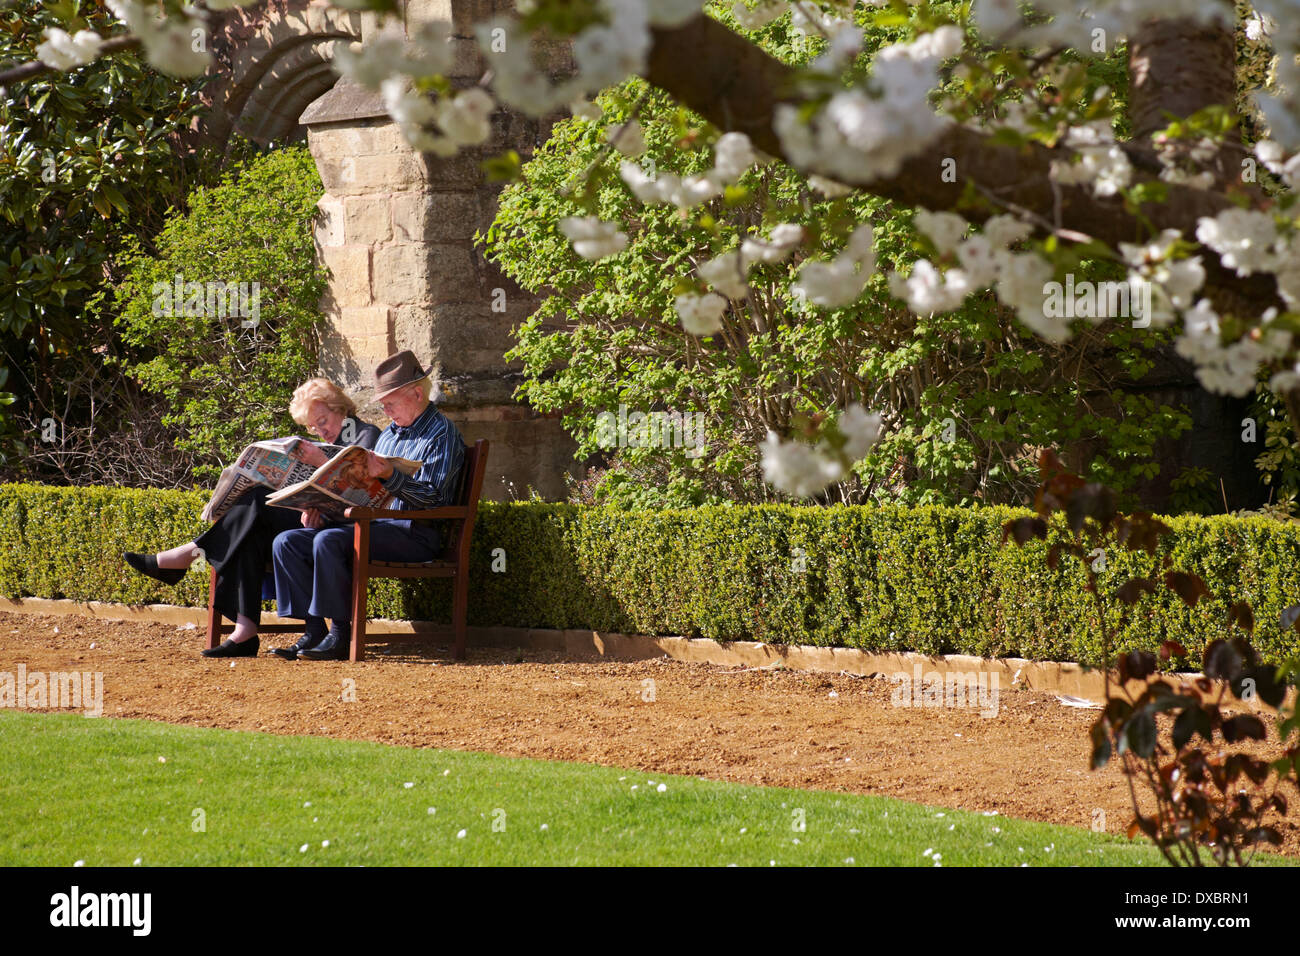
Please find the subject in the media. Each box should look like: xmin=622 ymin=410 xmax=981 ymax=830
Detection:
xmin=2 ymin=610 xmax=1294 ymax=856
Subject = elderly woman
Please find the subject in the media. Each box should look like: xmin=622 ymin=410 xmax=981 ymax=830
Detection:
xmin=124 ymin=378 xmax=380 ymax=659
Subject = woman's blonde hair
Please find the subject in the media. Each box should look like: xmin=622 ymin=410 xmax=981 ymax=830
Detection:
xmin=290 ymin=378 xmax=356 ymax=426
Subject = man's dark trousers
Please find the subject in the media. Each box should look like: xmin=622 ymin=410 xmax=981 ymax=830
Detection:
xmin=271 ymin=520 xmax=440 ymax=626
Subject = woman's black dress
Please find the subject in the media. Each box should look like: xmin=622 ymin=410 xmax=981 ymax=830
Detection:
xmin=200 ymin=416 xmax=382 ymax=620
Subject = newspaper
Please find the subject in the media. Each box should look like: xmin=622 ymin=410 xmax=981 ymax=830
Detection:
xmin=266 ymin=445 xmax=423 ymax=521
xmin=202 ymin=437 xmax=345 ymax=523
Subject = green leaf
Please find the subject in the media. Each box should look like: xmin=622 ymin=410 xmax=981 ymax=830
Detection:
xmin=482 ymin=150 xmax=523 ymax=184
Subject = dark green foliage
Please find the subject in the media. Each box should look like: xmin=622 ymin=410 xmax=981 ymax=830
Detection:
xmin=3 ymin=482 xmax=1299 ymax=666
xmin=113 ymin=147 xmax=328 ymax=479
xmin=0 ymin=0 xmax=210 ymax=463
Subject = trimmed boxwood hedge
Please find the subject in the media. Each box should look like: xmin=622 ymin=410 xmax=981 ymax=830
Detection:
xmin=2 ymin=482 xmax=1299 ymax=667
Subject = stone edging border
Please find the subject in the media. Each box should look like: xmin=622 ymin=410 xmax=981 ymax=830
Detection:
xmin=0 ymin=595 xmax=1233 ymax=704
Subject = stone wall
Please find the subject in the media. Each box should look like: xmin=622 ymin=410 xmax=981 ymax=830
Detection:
xmin=298 ymin=0 xmax=581 ymax=502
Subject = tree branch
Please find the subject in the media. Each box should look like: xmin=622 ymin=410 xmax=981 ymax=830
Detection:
xmin=644 ymin=15 xmax=1283 ymax=315
xmin=0 ymin=35 xmax=141 ymax=89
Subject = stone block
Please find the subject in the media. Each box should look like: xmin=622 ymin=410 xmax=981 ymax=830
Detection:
xmin=447 ymin=35 xmax=482 ymax=78
xmin=314 ymin=152 xmax=428 ymax=195
xmin=398 ymin=304 xmax=506 ymax=368
xmin=318 ymin=244 xmax=372 ymax=307
xmin=392 ymin=303 xmax=437 ymax=356
xmin=374 ymin=242 xmax=482 ymax=306
xmin=310 ymin=122 xmax=414 ymax=161
xmin=350 ymin=332 xmax=398 ymax=368
xmin=436 ymin=414 xmax=578 ymax=501
xmin=372 ymin=243 xmax=433 ymax=305
xmin=340 ymin=305 xmax=392 ymax=339
xmin=344 ymin=196 xmax=392 ymax=244
xmin=391 ymin=191 xmax=480 ymax=242
xmin=315 ymin=195 xmax=345 ymax=248
xmin=451 ymin=0 xmax=495 ymax=34
xmin=404 ymin=0 xmax=453 ymax=27
xmin=421 ymin=153 xmax=485 ymax=191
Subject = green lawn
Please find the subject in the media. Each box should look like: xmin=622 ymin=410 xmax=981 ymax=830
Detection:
xmin=0 ymin=711 xmax=1289 ymax=866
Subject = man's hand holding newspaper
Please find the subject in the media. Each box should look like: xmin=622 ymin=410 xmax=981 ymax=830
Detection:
xmin=201 ymin=439 xmax=419 ymax=523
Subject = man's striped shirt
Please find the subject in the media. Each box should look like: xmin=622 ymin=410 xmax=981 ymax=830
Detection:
xmin=375 ymin=402 xmax=466 ymax=536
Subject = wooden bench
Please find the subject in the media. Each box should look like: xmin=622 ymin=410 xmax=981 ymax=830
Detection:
xmin=205 ymin=438 xmax=489 ymax=662
xmin=342 ymin=438 xmax=489 ymax=662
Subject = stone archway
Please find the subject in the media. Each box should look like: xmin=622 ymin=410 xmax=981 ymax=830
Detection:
xmin=204 ymin=0 xmax=362 ymax=150
xmin=201 ymin=0 xmax=581 ymax=502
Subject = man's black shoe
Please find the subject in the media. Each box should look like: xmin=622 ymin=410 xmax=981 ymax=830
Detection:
xmin=123 ymin=551 xmax=186 ymax=586
xmin=270 ymin=630 xmax=327 ymax=661
xmin=298 ymin=624 xmax=351 ymax=661
xmin=201 ymin=636 xmax=260 ymax=658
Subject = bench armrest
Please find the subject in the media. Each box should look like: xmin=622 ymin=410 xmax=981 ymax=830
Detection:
xmin=344 ymin=505 xmax=471 ymax=521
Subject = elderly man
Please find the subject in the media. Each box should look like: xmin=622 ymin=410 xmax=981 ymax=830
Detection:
xmin=270 ymin=350 xmax=466 ymax=661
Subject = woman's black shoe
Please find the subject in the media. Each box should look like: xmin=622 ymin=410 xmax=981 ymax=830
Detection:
xmin=201 ymin=636 xmax=260 ymax=658
xmin=123 ymin=551 xmax=186 ymax=586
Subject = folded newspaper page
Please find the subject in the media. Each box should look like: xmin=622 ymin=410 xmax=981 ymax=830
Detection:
xmin=202 ymin=437 xmax=345 ymax=523
xmin=266 ymin=445 xmax=423 ymax=520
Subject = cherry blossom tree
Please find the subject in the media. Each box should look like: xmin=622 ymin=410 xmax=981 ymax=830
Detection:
xmin=4 ymin=0 xmax=1298 ymax=498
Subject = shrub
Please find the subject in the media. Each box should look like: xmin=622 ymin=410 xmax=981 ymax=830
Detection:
xmin=4 ymin=483 xmax=1300 ymax=667
xmin=0 ymin=0 xmax=211 ymax=475
xmin=113 ymin=147 xmax=327 ymax=480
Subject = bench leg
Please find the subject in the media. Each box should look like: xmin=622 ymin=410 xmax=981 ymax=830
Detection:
xmin=452 ymin=569 xmax=467 ymax=661
xmin=205 ymin=567 xmax=221 ymax=650
xmin=350 ymin=569 xmax=368 ymax=663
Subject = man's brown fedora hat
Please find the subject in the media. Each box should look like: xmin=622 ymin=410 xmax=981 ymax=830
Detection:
xmin=373 ymin=350 xmax=432 ymax=401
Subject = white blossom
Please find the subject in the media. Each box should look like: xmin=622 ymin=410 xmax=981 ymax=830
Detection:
xmin=1195 ymin=208 xmax=1283 ymax=276
xmin=1119 ymin=229 xmax=1205 ymax=312
xmin=712 ymin=132 xmax=757 ymax=184
xmin=106 ymin=0 xmax=210 ymax=77
xmin=645 ymin=0 xmax=707 ymax=27
xmin=1050 ymin=122 xmax=1131 ymax=197
xmin=759 ymin=402 xmax=882 ymax=497
xmin=791 ymin=224 xmax=876 ymax=308
xmin=774 ymin=29 xmax=957 ymax=184
xmin=994 ymin=250 xmax=1063 ymax=341
xmin=807 ymin=174 xmax=854 ymax=198
xmin=606 ymin=119 xmax=646 ymax=157
xmin=139 ymin=14 xmax=210 ymax=77
xmin=698 ymin=251 xmax=750 ymax=298
xmin=1173 ymin=299 xmax=1222 ymax=365
xmin=436 ymin=88 xmax=495 ymax=147
xmin=731 ymin=0 xmax=788 ymax=32
xmin=616 ymin=134 xmax=754 ymax=209
xmin=1245 ymin=12 xmax=1277 ymax=41
xmin=675 ymin=292 xmax=728 ymax=335
xmin=955 ymin=235 xmax=999 ymax=286
xmin=1277 ymin=264 xmax=1300 ymax=310
xmin=381 ymin=76 xmax=437 ymax=129
xmin=36 ymin=28 xmax=104 ymax=70
xmin=760 ymin=432 xmax=843 ymax=497
xmin=333 ymin=21 xmax=452 ymax=91
xmin=569 ymin=98 xmax=603 ymax=122
xmin=559 ymin=216 xmax=628 ymax=260
xmin=888 ymin=260 xmax=974 ymax=315
xmin=740 ymin=223 xmax=804 ymax=265
xmin=1175 ymin=300 xmax=1290 ymax=397
xmin=982 ymin=214 xmax=1033 ymax=249
xmin=973 ymin=0 xmax=1020 ymax=38
xmin=914 ymin=210 xmax=968 ymax=255
xmin=1256 ymin=140 xmax=1300 ymax=191
xmin=839 ymin=404 xmax=882 ymax=459
xmin=810 ymin=24 xmax=864 ymax=73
